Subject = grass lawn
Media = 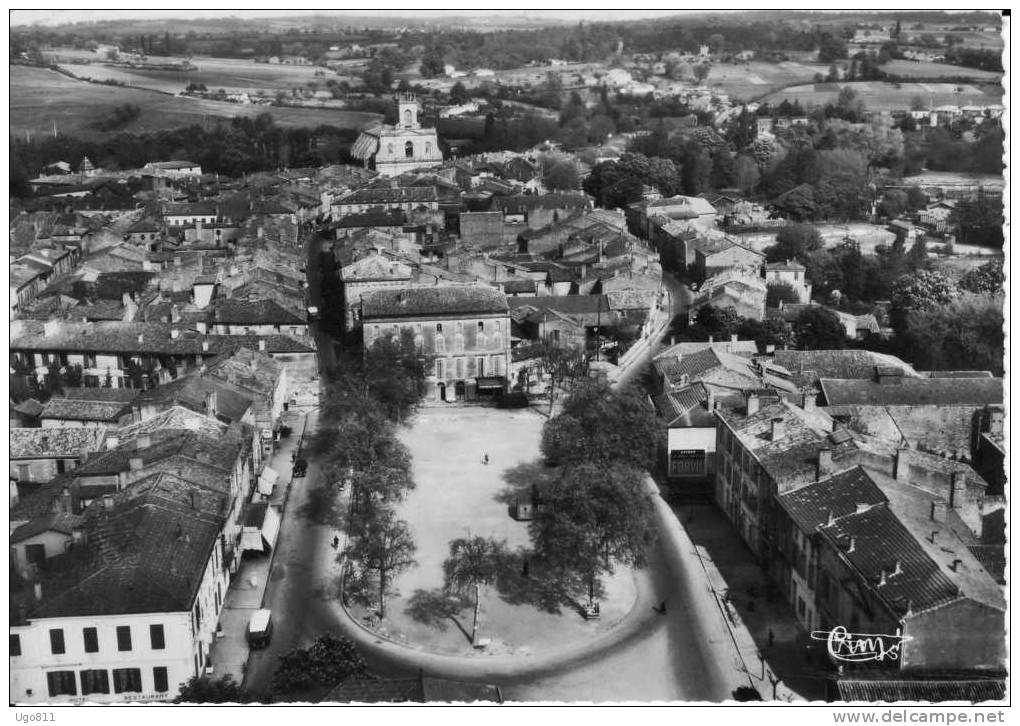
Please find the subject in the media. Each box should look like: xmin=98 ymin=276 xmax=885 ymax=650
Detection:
xmin=10 ymin=65 xmax=381 ymax=140
xmin=343 ymin=406 xmax=639 ymax=657
xmin=881 ymin=59 xmax=1002 ymax=81
xmin=705 ymin=60 xmax=833 ymax=102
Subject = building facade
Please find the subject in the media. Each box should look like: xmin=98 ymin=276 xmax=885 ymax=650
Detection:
xmin=361 ymin=286 xmax=511 ymax=402
xmin=351 ymin=96 xmax=444 ymax=177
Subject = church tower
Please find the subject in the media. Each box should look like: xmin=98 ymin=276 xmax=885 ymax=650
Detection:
xmin=397 ymin=94 xmax=421 ymax=130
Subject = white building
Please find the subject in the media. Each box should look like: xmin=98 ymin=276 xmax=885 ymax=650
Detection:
xmin=10 ymin=475 xmax=229 ymax=704
xmin=764 ymin=259 xmax=812 ymax=303
xmin=351 ymin=95 xmax=444 ymax=177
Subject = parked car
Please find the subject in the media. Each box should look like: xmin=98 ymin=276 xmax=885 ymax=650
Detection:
xmin=247 ymin=609 xmax=273 ymax=649
xmin=292 ymin=458 xmax=308 ymax=477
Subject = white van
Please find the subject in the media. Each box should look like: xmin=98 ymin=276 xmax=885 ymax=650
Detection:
xmin=247 ymin=609 xmax=273 ymax=649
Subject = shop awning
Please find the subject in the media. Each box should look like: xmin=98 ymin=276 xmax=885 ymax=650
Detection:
xmin=240 ymin=502 xmax=281 ymax=553
xmin=475 ymin=376 xmax=507 ymax=390
xmin=257 ymin=466 xmax=279 ymax=496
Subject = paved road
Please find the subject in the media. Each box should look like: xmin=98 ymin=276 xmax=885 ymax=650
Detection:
xmin=615 ymin=271 xmax=692 ymax=390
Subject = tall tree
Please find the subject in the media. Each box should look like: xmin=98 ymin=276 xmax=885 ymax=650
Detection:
xmin=531 ymin=462 xmax=656 ymax=605
xmin=345 ymin=507 xmax=417 ymax=619
xmin=442 ymin=537 xmax=509 ymax=645
xmin=793 ymin=306 xmax=847 ymax=350
xmin=269 ymin=634 xmax=371 ymax=697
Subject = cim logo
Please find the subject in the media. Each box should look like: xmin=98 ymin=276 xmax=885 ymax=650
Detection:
xmin=810 ymin=625 xmax=914 ymax=663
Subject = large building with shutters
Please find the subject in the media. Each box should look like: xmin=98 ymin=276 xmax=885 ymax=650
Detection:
xmin=361 ymin=286 xmax=511 ymax=402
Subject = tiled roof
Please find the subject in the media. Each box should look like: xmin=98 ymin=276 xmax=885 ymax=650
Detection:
xmin=76 ymin=425 xmax=247 ymax=477
xmin=213 ymin=298 xmax=306 ymax=326
xmin=336 ymin=209 xmax=406 ymax=228
xmin=765 ymin=259 xmax=806 ymax=270
xmin=40 ymin=398 xmax=131 ymax=423
xmin=836 ymin=679 xmax=1005 ymax=703
xmin=818 ymin=505 xmax=960 ymax=615
xmin=606 ymin=289 xmax=656 ymax=311
xmin=137 ymin=375 xmax=253 ymax=423
xmin=340 ymin=186 xmax=438 ymax=206
xmin=820 ymin=377 xmax=1003 ymax=407
xmin=10 ymin=427 xmax=107 ymax=460
xmin=492 ymin=193 xmax=590 ymax=214
xmin=27 ymin=473 xmax=228 ymax=618
xmin=10 ymin=320 xmax=313 ymax=356
xmin=772 ymin=350 xmax=919 ymax=387
xmin=11 ymin=512 xmax=85 ymax=544
xmin=779 ymin=466 xmax=887 ymax=534
xmin=508 ymin=294 xmax=608 ymax=317
xmin=13 ymin=398 xmax=45 ymax=417
xmin=116 ymin=406 xmax=230 ymax=441
xmin=362 ymin=286 xmax=508 ymax=319
xmin=502 ymin=279 xmax=537 ymax=294
xmin=657 ymin=339 xmax=759 ymax=359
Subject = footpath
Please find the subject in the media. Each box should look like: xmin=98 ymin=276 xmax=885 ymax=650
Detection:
xmin=206 ymin=406 xmax=312 ymax=687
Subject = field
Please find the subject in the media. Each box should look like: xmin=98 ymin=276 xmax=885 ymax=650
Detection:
xmin=10 ymin=65 xmax=382 ymax=139
xmin=704 ymin=60 xmax=834 ymax=101
xmin=880 ymin=59 xmax=1002 ymax=81
xmin=761 ymin=80 xmax=1002 ymax=111
xmin=55 ymin=55 xmax=364 ymax=95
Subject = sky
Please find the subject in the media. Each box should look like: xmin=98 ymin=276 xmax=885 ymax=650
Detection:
xmin=9 ymin=9 xmax=711 ymax=27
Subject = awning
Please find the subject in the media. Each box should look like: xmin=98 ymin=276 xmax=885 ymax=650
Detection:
xmin=240 ymin=502 xmax=281 ymax=553
xmin=257 ymin=466 xmax=279 ymax=496
xmin=475 ymin=376 xmax=507 ymax=390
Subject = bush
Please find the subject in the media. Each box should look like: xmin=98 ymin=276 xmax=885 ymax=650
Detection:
xmin=766 ymin=281 xmax=802 ymax=308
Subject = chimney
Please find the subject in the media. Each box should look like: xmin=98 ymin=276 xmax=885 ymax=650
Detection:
xmin=802 ymin=390 xmax=816 ymax=411
xmin=846 ymin=536 xmax=856 ymax=553
xmin=78 ymin=445 xmax=91 ymax=464
xmin=34 ymin=582 xmax=43 ymax=601
xmin=931 ymin=499 xmax=948 ymax=523
xmin=770 ymin=417 xmax=785 ymax=441
xmin=706 ymin=389 xmax=715 ymax=412
xmin=877 ymin=569 xmax=887 ymax=587
xmin=138 ymin=333 xmax=144 ymax=345
xmin=950 ymin=471 xmax=967 ymax=508
xmin=895 ymin=447 xmax=910 ymax=481
xmin=708 ymin=335 xmax=714 ymax=344
xmin=129 ymin=456 xmax=144 ymax=471
xmin=731 ymin=334 xmax=737 ymax=343
xmin=61 ymin=486 xmax=72 ymax=513
xmin=855 ymin=502 xmax=870 ymax=514
xmin=950 ymin=559 xmax=962 ymax=573
xmin=746 ymin=393 xmax=760 ymax=416
xmin=189 ymin=491 xmax=197 ymax=510
xmin=197 ymin=321 xmax=208 ymax=334
xmin=257 ymin=226 xmax=264 ymax=240
xmin=103 ymin=493 xmax=114 ymax=509
xmin=987 ymin=406 xmax=1004 ymax=435
xmin=72 ymin=528 xmax=83 ymax=545
xmin=117 ymin=471 xmax=128 ymax=489
xmin=891 ymin=559 xmax=902 ymax=577
xmin=174 ymin=255 xmax=182 ymax=268
xmin=136 ymin=435 xmax=151 ymax=450
xmin=204 ymin=391 xmax=218 ymax=419
xmin=258 ymin=339 xmax=267 ymax=352
xmin=826 ymin=509 xmax=836 ymax=526
xmin=105 ymin=434 xmax=119 ymax=450
xmin=171 ymin=305 xmax=181 ymax=323
xmin=202 ymin=340 xmax=210 ymax=352
xmin=817 ymin=448 xmax=833 ymax=479
xmin=929 ymin=530 xmax=938 ymax=544
xmin=170 ymin=328 xmax=181 ymax=340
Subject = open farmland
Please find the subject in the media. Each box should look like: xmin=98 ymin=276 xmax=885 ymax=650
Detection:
xmin=880 ymin=59 xmax=1002 ymax=81
xmin=705 ymin=60 xmax=833 ymax=101
xmin=52 ymin=53 xmax=363 ymax=96
xmin=762 ymin=80 xmax=1002 ymax=111
xmin=9 ymin=65 xmax=381 ymax=140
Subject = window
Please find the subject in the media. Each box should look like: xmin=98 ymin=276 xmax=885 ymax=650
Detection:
xmin=153 ymin=667 xmax=169 ymax=693
xmin=83 ymin=627 xmax=99 ymax=653
xmin=455 ymin=333 xmax=464 ymax=353
xmin=477 ymin=357 xmax=485 ymax=376
xmin=80 ymin=669 xmax=110 ymax=695
xmin=26 ymin=543 xmax=46 ymax=568
xmin=456 ymin=358 xmax=466 ymax=379
xmin=112 ymin=668 xmax=143 ymax=694
xmin=405 ymin=141 xmax=414 ymax=158
xmin=116 ymin=625 xmax=132 ymax=652
xmin=150 ymin=624 xmax=165 ymax=650
xmin=436 ymin=323 xmax=443 ymax=333
xmin=10 ymin=634 xmax=21 ymax=657
xmin=194 ymin=602 xmax=202 ymax=630
xmin=435 ymin=359 xmax=445 ymax=379
xmin=435 ymin=334 xmax=445 ymax=353
xmin=47 ymin=671 xmax=77 ymax=697
xmin=425 ymin=141 xmax=432 ymax=156
xmin=404 ymin=109 xmax=412 ymax=126
xmin=477 ymin=321 xmax=485 ymax=331
xmin=387 ymin=143 xmax=394 ymax=156
xmin=50 ymin=628 xmax=65 ymax=655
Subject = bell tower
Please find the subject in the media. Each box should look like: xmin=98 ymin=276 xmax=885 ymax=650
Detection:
xmin=396 ymin=93 xmax=421 ymax=130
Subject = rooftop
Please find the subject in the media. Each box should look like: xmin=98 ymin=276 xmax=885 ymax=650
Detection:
xmin=40 ymin=397 xmax=132 ymax=423
xmin=10 ymin=427 xmax=107 ymax=460
xmin=820 ymin=377 xmax=1003 ymax=407
xmin=362 ymin=286 xmax=508 ymax=319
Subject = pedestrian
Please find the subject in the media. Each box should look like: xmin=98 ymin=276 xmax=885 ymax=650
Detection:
xmin=768 ymin=628 xmax=775 ymax=648
xmin=656 ymin=600 xmax=667 ymax=614
xmin=483 ymin=453 xmax=489 ymax=465
xmin=522 ymin=558 xmax=530 ymax=578
xmin=332 ymin=535 xmax=339 ymax=549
